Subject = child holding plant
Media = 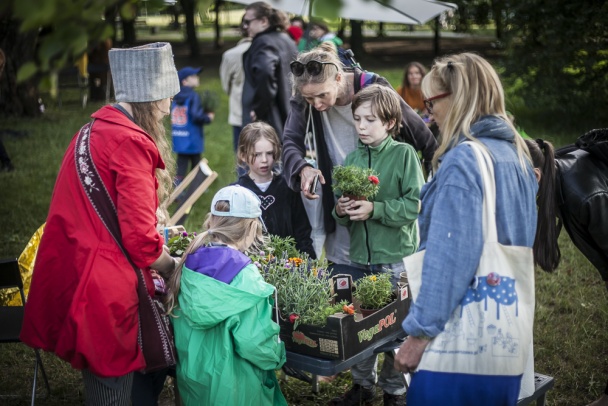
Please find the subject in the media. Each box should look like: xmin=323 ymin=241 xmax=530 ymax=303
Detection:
xmin=236 ymin=121 xmax=316 ymax=258
xmin=331 ymin=84 xmax=424 ymax=406
xmin=166 ymin=185 xmax=287 ymax=406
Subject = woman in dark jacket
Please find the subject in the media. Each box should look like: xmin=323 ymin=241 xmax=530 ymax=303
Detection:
xmin=282 ymin=43 xmax=436 ymax=273
xmin=241 ymin=1 xmax=297 ymax=140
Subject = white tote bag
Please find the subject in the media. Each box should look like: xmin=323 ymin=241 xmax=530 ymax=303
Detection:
xmin=404 ymin=141 xmax=535 ymax=379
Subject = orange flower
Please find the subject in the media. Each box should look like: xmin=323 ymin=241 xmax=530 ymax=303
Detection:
xmin=343 ymin=304 xmax=355 ymax=315
xmin=289 ymin=257 xmax=303 ymax=267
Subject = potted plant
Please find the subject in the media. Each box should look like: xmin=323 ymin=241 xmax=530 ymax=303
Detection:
xmin=249 ymin=235 xmax=351 ymax=329
xmin=353 ymin=271 xmax=394 ymax=317
xmin=167 ymin=231 xmax=196 ymax=257
xmin=332 ymin=165 xmax=380 ymax=200
xmin=199 ymin=90 xmax=220 ymax=113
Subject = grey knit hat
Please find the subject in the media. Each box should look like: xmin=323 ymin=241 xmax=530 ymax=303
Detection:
xmin=109 ymin=42 xmax=180 ymax=103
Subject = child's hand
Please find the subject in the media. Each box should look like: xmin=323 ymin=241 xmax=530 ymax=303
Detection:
xmin=207 ymin=112 xmax=215 ymax=121
xmin=345 ymin=200 xmax=373 ymax=221
xmin=335 ymin=195 xmax=352 ymax=217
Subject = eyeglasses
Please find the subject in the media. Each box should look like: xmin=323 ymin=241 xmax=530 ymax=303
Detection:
xmin=290 ymin=60 xmax=338 ymax=77
xmin=242 ymin=17 xmax=259 ymax=26
xmin=423 ymin=92 xmax=452 ymax=114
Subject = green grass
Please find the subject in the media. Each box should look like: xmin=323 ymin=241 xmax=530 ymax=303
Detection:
xmin=1 ymin=70 xmax=606 ymax=405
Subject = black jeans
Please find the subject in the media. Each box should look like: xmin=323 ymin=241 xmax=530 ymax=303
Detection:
xmin=176 ymin=153 xmax=201 ymax=179
xmin=131 ymin=369 xmax=169 ymax=406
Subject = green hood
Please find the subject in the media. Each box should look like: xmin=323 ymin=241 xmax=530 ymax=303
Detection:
xmin=178 ymin=264 xmax=275 ymax=330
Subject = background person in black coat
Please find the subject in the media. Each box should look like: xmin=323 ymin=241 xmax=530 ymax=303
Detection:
xmin=241 ymin=1 xmax=298 ymax=140
xmin=527 ymin=129 xmax=608 ymax=406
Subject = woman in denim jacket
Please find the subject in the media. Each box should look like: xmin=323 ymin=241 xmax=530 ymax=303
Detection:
xmin=395 ymin=53 xmax=538 ymax=406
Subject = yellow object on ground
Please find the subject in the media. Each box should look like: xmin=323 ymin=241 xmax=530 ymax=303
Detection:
xmin=1 ymin=224 xmax=45 ymax=306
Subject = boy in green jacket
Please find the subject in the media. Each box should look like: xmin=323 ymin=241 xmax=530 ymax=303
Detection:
xmin=331 ymin=84 xmax=424 ymax=406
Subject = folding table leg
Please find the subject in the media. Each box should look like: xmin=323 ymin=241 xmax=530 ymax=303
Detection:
xmin=311 ymin=375 xmax=320 ymax=393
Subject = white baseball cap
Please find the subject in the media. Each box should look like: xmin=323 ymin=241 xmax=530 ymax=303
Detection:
xmin=211 ymin=185 xmax=262 ymax=219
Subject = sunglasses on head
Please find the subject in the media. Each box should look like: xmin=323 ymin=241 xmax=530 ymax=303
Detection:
xmin=290 ymin=60 xmax=338 ymax=77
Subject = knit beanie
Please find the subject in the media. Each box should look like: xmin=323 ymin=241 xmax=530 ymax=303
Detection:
xmin=109 ymin=42 xmax=180 ymax=103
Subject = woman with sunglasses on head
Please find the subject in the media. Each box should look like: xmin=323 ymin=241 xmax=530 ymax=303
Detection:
xmin=283 ymin=44 xmax=435 ymax=405
xmin=283 ymin=43 xmax=436 ymax=267
xmin=393 ymin=53 xmax=538 ymax=406
xmin=241 ymin=1 xmax=297 ymax=140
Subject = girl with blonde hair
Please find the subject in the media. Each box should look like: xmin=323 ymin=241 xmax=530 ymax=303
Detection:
xmin=168 ymin=185 xmax=287 ymax=406
xmin=235 ymin=122 xmax=316 ymax=257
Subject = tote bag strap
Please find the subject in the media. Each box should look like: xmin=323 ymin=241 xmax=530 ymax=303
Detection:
xmin=304 ymin=106 xmax=319 ymax=167
xmin=464 ymin=141 xmax=498 ymax=244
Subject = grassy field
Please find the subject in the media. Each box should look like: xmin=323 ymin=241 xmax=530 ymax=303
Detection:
xmin=1 ymin=65 xmax=606 ymax=405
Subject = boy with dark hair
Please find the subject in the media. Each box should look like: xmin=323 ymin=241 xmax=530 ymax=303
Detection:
xmin=332 ymin=84 xmax=424 ymax=406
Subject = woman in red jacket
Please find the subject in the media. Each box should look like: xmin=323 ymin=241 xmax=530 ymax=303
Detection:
xmin=21 ymin=42 xmax=180 ymax=405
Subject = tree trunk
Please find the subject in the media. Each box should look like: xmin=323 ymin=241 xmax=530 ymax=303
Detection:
xmin=88 ymin=39 xmax=113 ymax=102
xmin=122 ymin=19 xmax=136 ymax=46
xmin=0 ymin=17 xmax=40 ymax=117
xmin=492 ymin=0 xmax=504 ymax=40
xmin=433 ymin=17 xmax=440 ymax=57
xmin=181 ymin=0 xmax=199 ymax=57
xmin=214 ymin=1 xmax=223 ymax=50
xmin=350 ymin=20 xmax=363 ymax=57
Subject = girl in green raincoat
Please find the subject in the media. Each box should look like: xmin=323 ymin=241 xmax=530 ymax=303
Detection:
xmin=166 ymin=185 xmax=287 ymax=406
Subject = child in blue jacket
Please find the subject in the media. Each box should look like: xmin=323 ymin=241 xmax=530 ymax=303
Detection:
xmin=171 ymin=66 xmax=215 ymax=185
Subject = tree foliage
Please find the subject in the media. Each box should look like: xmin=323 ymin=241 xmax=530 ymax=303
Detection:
xmin=503 ymin=0 xmax=608 ymax=122
xmin=0 ymin=0 xmax=181 ymax=89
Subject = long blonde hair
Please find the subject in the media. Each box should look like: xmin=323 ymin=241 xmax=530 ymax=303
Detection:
xmin=421 ymin=53 xmax=530 ymax=171
xmin=165 ymin=201 xmax=266 ymax=315
xmin=129 ymin=101 xmax=175 ymax=202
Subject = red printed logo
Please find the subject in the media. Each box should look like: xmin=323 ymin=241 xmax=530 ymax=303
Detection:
xmin=337 ymin=277 xmax=350 ymax=290
xmin=171 ymin=105 xmax=188 ymax=126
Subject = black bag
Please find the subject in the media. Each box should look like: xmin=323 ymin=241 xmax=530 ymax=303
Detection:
xmin=74 ymin=120 xmax=177 ymax=373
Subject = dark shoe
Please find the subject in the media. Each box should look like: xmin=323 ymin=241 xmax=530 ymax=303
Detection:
xmin=329 ymin=384 xmax=376 ymax=406
xmin=383 ymin=392 xmax=406 ymax=406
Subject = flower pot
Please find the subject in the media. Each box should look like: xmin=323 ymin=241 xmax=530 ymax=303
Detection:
xmin=343 ymin=193 xmax=367 ymax=201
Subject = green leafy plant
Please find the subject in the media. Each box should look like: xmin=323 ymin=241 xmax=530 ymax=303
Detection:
xmin=250 ymin=235 xmax=350 ymax=329
xmin=332 ymin=165 xmax=380 ymax=199
xmin=354 ymin=271 xmax=394 ymax=310
xmin=167 ymin=231 xmax=195 ymax=257
xmin=267 ymin=234 xmax=300 ymax=259
xmin=199 ymin=89 xmax=220 ymax=113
